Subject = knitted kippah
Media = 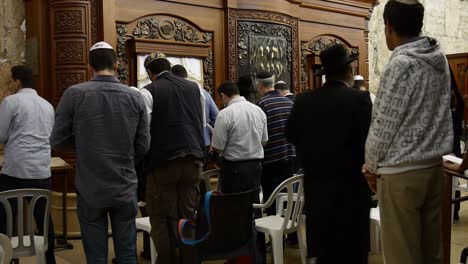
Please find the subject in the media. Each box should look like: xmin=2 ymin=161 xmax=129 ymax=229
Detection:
xmin=256 ymin=71 xmax=273 ymax=79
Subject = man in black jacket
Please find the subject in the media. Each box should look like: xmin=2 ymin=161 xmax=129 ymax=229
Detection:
xmin=286 ymin=44 xmax=372 ymax=263
xmin=142 ymin=53 xmax=205 ymax=264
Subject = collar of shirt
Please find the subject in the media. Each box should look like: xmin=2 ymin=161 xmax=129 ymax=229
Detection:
xmin=264 ymin=90 xmax=280 ymax=97
xmin=157 ymin=71 xmax=170 ymax=78
xmin=227 ymin=96 xmax=246 ymax=107
xmin=285 ymin=92 xmax=294 ymax=96
xmin=90 ymin=75 xmax=121 ymax=83
xmin=16 ymin=88 xmax=37 ymax=95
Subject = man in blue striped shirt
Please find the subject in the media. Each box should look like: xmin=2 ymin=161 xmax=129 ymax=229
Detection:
xmin=256 ymin=71 xmax=296 ymax=213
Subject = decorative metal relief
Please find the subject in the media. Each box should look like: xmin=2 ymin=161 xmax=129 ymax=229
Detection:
xmin=301 ymin=35 xmax=358 ymax=90
xmin=115 ymin=15 xmax=214 ymax=93
xmin=237 ymin=21 xmax=292 ymax=90
xmin=228 ymin=9 xmax=299 ymax=94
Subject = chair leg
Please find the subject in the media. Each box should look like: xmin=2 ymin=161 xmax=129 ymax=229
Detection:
xmin=149 ymin=233 xmax=157 ymax=264
xmin=270 ymin=231 xmax=284 ymax=264
xmin=297 ymin=220 xmax=307 ymax=264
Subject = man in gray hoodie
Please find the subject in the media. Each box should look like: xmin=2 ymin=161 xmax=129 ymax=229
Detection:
xmin=363 ymin=1 xmax=452 ymax=263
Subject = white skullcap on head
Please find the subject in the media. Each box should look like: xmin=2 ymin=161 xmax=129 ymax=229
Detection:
xmin=90 ymin=41 xmax=113 ymax=51
xmin=353 ymin=75 xmax=364 ymax=81
xmin=394 ymin=0 xmax=420 ymax=4
xmin=276 ymin=80 xmax=286 ymax=85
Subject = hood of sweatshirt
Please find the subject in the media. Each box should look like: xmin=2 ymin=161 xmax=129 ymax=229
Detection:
xmin=390 ymin=37 xmax=447 ymax=75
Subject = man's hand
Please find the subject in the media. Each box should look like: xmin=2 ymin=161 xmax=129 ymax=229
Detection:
xmin=362 ymin=164 xmax=378 ymax=194
xmin=443 ymin=161 xmax=464 ymax=173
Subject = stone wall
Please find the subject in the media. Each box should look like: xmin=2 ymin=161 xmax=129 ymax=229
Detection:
xmin=368 ymin=0 xmax=468 ymax=93
xmin=0 ymin=0 xmax=25 ymax=100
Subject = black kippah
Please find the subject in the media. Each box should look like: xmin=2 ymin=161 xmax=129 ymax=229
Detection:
xmin=256 ymin=71 xmax=273 ymax=79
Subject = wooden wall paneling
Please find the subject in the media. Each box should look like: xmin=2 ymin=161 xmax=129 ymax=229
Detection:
xmin=49 ymin=0 xmax=92 ymax=106
xmin=115 ymin=0 xmax=224 ymax=103
xmin=116 ymin=14 xmax=216 ymax=97
xmin=25 ymin=0 xmax=51 ymax=100
xmin=101 ymin=0 xmax=117 ymax=48
xmin=447 ymin=53 xmax=468 ymax=124
xmin=300 ymin=34 xmax=359 ymax=90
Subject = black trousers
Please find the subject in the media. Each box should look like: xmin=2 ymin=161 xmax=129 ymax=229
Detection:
xmin=0 ymin=173 xmax=56 ymax=264
xmin=219 ymin=159 xmax=263 ymax=264
xmin=261 ymin=158 xmax=295 ymax=215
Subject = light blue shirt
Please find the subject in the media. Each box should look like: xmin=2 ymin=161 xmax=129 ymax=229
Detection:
xmin=201 ymin=88 xmax=219 ymax=146
xmin=0 ymin=88 xmax=54 ymax=179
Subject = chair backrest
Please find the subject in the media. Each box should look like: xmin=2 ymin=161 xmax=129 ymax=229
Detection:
xmin=0 ymin=189 xmax=51 ymax=257
xmin=0 ymin=233 xmax=12 ymax=264
xmin=265 ymin=174 xmax=304 ymax=233
xmin=201 ymin=168 xmax=221 ymax=193
xmin=200 ymin=190 xmax=254 ymax=252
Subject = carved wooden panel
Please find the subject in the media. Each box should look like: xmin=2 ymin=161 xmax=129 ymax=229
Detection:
xmin=116 ymin=15 xmax=215 ymax=94
xmin=54 ymin=9 xmax=85 ymax=34
xmin=301 ymin=35 xmax=358 ymax=90
xmin=227 ymin=9 xmax=300 ymax=94
xmin=55 ymin=40 xmax=86 ymax=65
xmin=53 ymin=71 xmax=86 ymax=105
xmin=49 ymin=1 xmax=92 ymax=107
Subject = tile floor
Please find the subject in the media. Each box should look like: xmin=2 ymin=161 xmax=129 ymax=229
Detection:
xmin=18 ymin=202 xmax=468 ymax=264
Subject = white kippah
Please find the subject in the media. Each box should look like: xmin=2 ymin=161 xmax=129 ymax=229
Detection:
xmin=353 ymin=75 xmax=364 ymax=81
xmin=394 ymin=0 xmax=420 ymax=4
xmin=90 ymin=41 xmax=113 ymax=51
xmin=276 ymin=80 xmax=286 ymax=85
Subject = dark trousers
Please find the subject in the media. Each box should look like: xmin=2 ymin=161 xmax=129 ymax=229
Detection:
xmin=259 ymin=159 xmax=294 ymax=263
xmin=146 ymin=156 xmax=202 ymax=264
xmin=77 ymin=195 xmax=138 ymax=264
xmin=453 ymin=134 xmax=462 ymax=218
xmin=219 ymin=159 xmax=263 ymax=264
xmin=261 ymin=159 xmax=295 ymax=215
xmin=305 ymin=177 xmax=370 ymax=264
xmin=0 ymin=173 xmax=56 ymax=264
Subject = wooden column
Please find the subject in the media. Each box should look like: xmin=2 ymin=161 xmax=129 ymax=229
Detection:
xmin=49 ymin=0 xmax=92 ymax=106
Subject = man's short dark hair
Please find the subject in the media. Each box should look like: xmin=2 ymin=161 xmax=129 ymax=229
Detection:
xmin=218 ymin=81 xmax=239 ymax=97
xmin=147 ymin=58 xmax=171 ymax=76
xmin=89 ymin=49 xmax=117 ymax=71
xmin=237 ymin=75 xmax=254 ymax=97
xmin=383 ymin=0 xmax=424 ymax=37
xmin=11 ymin=65 xmax=33 ymax=88
xmin=172 ymin=64 xmax=188 ymax=78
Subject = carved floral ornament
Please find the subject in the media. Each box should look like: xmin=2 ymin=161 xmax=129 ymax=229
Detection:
xmin=116 ymin=15 xmax=214 ymax=94
xmin=301 ymin=36 xmax=358 ymax=89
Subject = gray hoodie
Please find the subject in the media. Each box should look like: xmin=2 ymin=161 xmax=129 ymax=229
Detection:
xmin=365 ymin=37 xmax=453 ymax=174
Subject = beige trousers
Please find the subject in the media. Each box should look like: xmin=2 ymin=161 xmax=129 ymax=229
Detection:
xmin=377 ymin=165 xmax=444 ymax=264
xmin=146 ymin=156 xmax=202 ymax=264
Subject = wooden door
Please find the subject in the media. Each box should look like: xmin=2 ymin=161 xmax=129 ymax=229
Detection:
xmin=447 ymin=53 xmax=468 ymax=124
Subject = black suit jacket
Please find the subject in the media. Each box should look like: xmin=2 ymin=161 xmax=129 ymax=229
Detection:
xmin=286 ymin=80 xmax=373 ymax=258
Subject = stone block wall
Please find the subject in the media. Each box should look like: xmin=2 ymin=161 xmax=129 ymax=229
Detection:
xmin=0 ymin=0 xmax=25 ymax=101
xmin=368 ymin=0 xmax=468 ymax=93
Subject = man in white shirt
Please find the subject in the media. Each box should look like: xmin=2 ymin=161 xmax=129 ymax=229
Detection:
xmin=0 ymin=65 xmax=56 ymax=263
xmin=212 ymin=80 xmax=268 ymax=264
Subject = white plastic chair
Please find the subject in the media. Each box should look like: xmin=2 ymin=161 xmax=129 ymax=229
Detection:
xmin=0 ymin=233 xmax=13 ymax=264
xmin=0 ymin=189 xmax=51 ymax=264
xmin=135 ymin=217 xmax=157 ymax=264
xmin=254 ymin=174 xmax=306 ymax=264
xmin=369 ymin=206 xmax=381 ymax=254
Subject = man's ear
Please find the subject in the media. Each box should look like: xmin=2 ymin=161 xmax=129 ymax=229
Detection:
xmin=113 ymin=62 xmax=118 ymax=72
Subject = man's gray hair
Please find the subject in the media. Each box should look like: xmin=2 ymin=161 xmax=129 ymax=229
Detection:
xmin=256 ymin=76 xmax=275 ymax=87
